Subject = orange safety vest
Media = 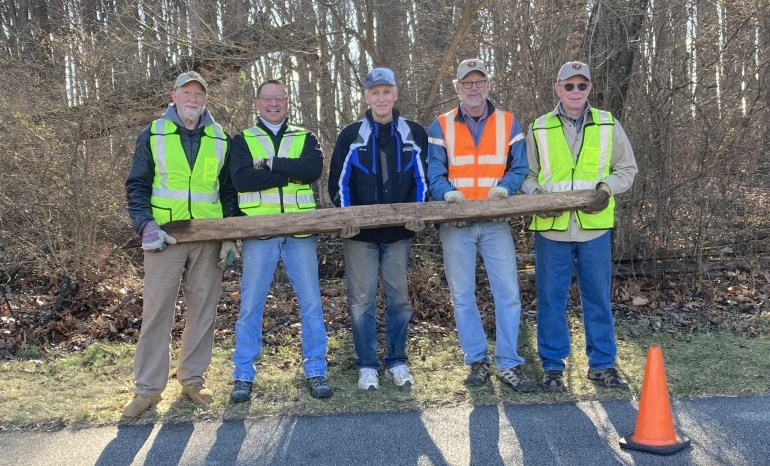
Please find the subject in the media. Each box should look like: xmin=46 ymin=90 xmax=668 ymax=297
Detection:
xmin=438 ymin=108 xmax=514 ymax=200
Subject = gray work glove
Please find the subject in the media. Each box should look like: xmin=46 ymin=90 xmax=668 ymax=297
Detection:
xmin=583 ymin=185 xmax=611 ymax=213
xmin=487 ymin=186 xmax=509 ymax=199
xmin=217 ymin=240 xmax=237 ymax=269
xmin=533 ymin=188 xmax=564 ymax=219
xmin=141 ymin=220 xmax=177 ymax=252
xmin=443 ymin=190 xmax=465 ymax=203
xmin=444 ymin=191 xmax=466 ymax=227
xmin=405 ymin=220 xmax=426 ymax=232
xmin=339 ymin=226 xmax=361 ymax=238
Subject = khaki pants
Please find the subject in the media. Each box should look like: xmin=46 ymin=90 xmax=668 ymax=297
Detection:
xmin=133 ymin=241 xmax=222 ymax=395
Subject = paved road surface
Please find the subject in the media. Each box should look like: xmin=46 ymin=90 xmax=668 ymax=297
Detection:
xmin=1 ymin=395 xmax=768 ymax=465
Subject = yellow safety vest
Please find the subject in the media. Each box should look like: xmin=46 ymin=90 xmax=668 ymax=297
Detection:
xmin=529 ymin=108 xmax=615 ymax=231
xmin=237 ymin=125 xmax=316 ymax=215
xmin=149 ymin=118 xmax=227 ymax=225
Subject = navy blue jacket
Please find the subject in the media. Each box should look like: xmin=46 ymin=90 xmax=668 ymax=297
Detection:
xmin=328 ymin=109 xmax=428 ymax=244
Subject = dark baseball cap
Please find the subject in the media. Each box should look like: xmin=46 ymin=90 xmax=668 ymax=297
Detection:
xmin=364 ymin=68 xmax=396 ymax=90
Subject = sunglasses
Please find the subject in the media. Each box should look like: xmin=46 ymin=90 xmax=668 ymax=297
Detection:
xmin=561 ymin=82 xmax=589 ymax=92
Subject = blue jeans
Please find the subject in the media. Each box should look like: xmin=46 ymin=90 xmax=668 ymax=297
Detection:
xmin=232 ymin=236 xmax=328 ymax=381
xmin=343 ymin=238 xmax=413 ymax=369
xmin=534 ymin=232 xmax=617 ymax=371
xmin=439 ymin=222 xmax=525 ymax=370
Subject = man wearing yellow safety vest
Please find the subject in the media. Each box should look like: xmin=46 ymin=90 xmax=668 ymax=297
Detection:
xmin=228 ymin=80 xmax=331 ymax=401
xmin=427 ymin=58 xmax=537 ymax=392
xmin=522 ymin=61 xmax=638 ymax=392
xmin=124 ymin=71 xmax=239 ymax=417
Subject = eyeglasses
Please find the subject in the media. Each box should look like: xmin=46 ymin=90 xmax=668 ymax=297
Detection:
xmin=560 ymin=82 xmax=589 ymax=92
xmin=259 ymin=95 xmax=287 ymax=102
xmin=459 ymin=79 xmax=488 ymax=89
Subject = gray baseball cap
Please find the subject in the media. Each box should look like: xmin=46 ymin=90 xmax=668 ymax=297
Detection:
xmin=364 ymin=68 xmax=396 ymax=89
xmin=174 ymin=71 xmax=208 ymax=93
xmin=557 ymin=61 xmax=591 ymax=81
xmin=457 ymin=58 xmax=488 ymax=80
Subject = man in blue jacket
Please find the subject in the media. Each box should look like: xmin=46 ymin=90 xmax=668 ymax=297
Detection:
xmin=328 ymin=68 xmax=428 ymax=391
xmin=124 ymin=71 xmax=239 ymax=417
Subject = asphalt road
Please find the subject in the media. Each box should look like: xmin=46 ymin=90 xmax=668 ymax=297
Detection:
xmin=1 ymin=395 xmax=768 ymax=465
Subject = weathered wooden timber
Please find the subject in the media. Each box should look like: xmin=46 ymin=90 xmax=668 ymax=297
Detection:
xmin=126 ymin=190 xmax=597 ymax=246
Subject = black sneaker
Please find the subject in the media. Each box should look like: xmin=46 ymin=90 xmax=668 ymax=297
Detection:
xmin=230 ymin=380 xmax=253 ymax=403
xmin=497 ymin=366 xmax=537 ymax=392
xmin=588 ymin=368 xmax=629 ymax=389
xmin=464 ymin=361 xmax=491 ymax=387
xmin=307 ymin=376 xmax=332 ymax=399
xmin=540 ymin=370 xmax=565 ymax=392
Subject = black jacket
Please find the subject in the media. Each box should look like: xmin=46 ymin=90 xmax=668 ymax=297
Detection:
xmin=125 ymin=105 xmax=239 ymax=235
xmin=328 ymin=109 xmax=428 ymax=243
xmin=228 ymin=119 xmax=323 ymax=202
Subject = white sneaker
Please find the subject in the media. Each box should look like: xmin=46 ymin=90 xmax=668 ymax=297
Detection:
xmin=358 ymin=368 xmax=379 ymax=390
xmin=385 ymin=364 xmax=414 ymax=388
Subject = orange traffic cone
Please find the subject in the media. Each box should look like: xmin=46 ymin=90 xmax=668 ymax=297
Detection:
xmin=619 ymin=346 xmax=691 ymax=455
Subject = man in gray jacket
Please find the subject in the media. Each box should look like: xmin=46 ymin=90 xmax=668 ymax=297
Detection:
xmin=124 ymin=71 xmax=239 ymax=417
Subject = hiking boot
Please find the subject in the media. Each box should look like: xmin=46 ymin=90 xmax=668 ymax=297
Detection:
xmin=230 ymin=380 xmax=253 ymax=403
xmin=497 ymin=366 xmax=538 ymax=392
xmin=307 ymin=376 xmax=332 ymax=399
xmin=464 ymin=361 xmax=491 ymax=387
xmin=540 ymin=370 xmax=565 ymax=392
xmin=122 ymin=394 xmax=162 ymax=418
xmin=385 ymin=364 xmax=414 ymax=388
xmin=182 ymin=383 xmax=214 ymax=405
xmin=588 ymin=368 xmax=629 ymax=389
xmin=358 ymin=368 xmax=379 ymax=390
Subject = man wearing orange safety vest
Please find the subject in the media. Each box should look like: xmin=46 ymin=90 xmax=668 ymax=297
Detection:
xmin=522 ymin=61 xmax=638 ymax=392
xmin=124 ymin=71 xmax=239 ymax=417
xmin=427 ymin=58 xmax=536 ymax=392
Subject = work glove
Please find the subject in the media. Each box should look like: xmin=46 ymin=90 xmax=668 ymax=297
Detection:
xmin=217 ymin=240 xmax=237 ymax=269
xmin=339 ymin=226 xmax=361 ymax=238
xmin=532 ymin=188 xmax=564 ymax=219
xmin=405 ymin=220 xmax=426 ymax=232
xmin=487 ymin=186 xmax=509 ymax=199
xmin=583 ymin=185 xmax=611 ymax=213
xmin=443 ymin=191 xmax=465 ymax=203
xmin=141 ymin=220 xmax=177 ymax=252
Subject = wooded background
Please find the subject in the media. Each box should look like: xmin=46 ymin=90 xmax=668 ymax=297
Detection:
xmin=1 ymin=0 xmax=768 ymax=282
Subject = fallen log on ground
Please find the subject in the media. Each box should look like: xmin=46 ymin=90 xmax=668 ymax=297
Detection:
xmin=125 ymin=190 xmax=597 ymax=246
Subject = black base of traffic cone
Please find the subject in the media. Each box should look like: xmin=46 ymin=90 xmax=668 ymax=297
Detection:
xmin=619 ymin=433 xmax=691 ymax=455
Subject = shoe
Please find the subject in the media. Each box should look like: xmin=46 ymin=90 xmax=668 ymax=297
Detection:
xmin=230 ymin=380 xmax=253 ymax=403
xmin=122 ymin=394 xmax=162 ymax=418
xmin=182 ymin=383 xmax=214 ymax=405
xmin=307 ymin=376 xmax=333 ymax=399
xmin=358 ymin=368 xmax=379 ymax=390
xmin=540 ymin=370 xmax=565 ymax=392
xmin=464 ymin=361 xmax=491 ymax=387
xmin=385 ymin=364 xmax=414 ymax=388
xmin=497 ymin=366 xmax=538 ymax=392
xmin=588 ymin=368 xmax=629 ymax=389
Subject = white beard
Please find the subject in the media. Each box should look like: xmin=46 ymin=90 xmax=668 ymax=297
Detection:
xmin=177 ymin=105 xmax=204 ymax=123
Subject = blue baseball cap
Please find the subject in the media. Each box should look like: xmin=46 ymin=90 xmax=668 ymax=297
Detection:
xmin=364 ymin=68 xmax=396 ymax=90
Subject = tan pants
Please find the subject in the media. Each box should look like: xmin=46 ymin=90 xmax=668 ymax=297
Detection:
xmin=133 ymin=241 xmax=222 ymax=395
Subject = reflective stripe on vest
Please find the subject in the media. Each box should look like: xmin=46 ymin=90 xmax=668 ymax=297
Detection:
xmin=149 ymin=118 xmax=226 ymax=225
xmin=237 ymin=125 xmax=316 ymax=215
xmin=528 ymin=108 xmax=615 ymax=231
xmin=438 ymin=109 xmax=514 ymax=200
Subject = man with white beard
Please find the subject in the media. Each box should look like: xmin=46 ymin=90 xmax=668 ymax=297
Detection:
xmin=124 ymin=71 xmax=239 ymax=417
